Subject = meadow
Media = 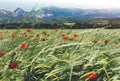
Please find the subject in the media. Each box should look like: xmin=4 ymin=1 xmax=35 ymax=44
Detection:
xmin=0 ymin=28 xmax=120 ymax=81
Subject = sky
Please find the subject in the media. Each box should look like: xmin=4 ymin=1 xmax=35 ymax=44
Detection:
xmin=0 ymin=0 xmax=120 ymax=11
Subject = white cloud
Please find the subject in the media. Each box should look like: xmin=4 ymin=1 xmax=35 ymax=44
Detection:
xmin=46 ymin=0 xmax=120 ymax=9
xmin=0 ymin=0 xmax=120 ymax=10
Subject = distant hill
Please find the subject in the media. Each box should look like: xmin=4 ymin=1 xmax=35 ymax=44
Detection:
xmin=0 ymin=7 xmax=120 ymax=23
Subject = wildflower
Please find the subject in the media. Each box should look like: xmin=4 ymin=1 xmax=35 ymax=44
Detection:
xmin=104 ymin=39 xmax=109 ymax=44
xmin=93 ymin=39 xmax=98 ymax=43
xmin=11 ymin=32 xmax=15 ymax=39
xmin=62 ymin=34 xmax=68 ymax=40
xmin=36 ymin=34 xmax=40 ymax=37
xmin=0 ymin=50 xmax=5 ymax=56
xmin=42 ymin=32 xmax=47 ymax=35
xmin=69 ymin=37 xmax=74 ymax=41
xmin=62 ymin=34 xmax=67 ymax=38
xmin=26 ymin=28 xmax=30 ymax=32
xmin=86 ymin=73 xmax=97 ymax=80
xmin=21 ymin=43 xmax=28 ymax=49
xmin=73 ymin=33 xmax=78 ymax=37
xmin=42 ymin=38 xmax=46 ymax=41
xmin=55 ymin=28 xmax=59 ymax=32
xmin=63 ymin=36 xmax=68 ymax=40
xmin=9 ymin=62 xmax=17 ymax=69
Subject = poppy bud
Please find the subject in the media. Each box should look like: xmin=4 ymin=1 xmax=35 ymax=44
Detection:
xmin=9 ymin=62 xmax=17 ymax=69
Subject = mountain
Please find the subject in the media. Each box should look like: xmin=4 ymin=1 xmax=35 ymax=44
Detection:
xmin=42 ymin=7 xmax=120 ymax=18
xmin=0 ymin=9 xmax=18 ymax=18
xmin=0 ymin=9 xmax=19 ymax=23
xmin=0 ymin=7 xmax=120 ymax=23
xmin=14 ymin=7 xmax=27 ymax=16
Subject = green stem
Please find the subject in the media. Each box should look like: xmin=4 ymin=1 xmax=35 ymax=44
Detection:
xmin=69 ymin=66 xmax=73 ymax=81
xmin=103 ymin=67 xmax=109 ymax=79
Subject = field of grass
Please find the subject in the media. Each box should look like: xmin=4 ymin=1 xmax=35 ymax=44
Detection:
xmin=0 ymin=28 xmax=120 ymax=81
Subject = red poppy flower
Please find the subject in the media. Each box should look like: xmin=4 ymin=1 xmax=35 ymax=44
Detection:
xmin=11 ymin=32 xmax=15 ymax=39
xmin=42 ymin=38 xmax=46 ymax=41
xmin=93 ymin=39 xmax=98 ymax=43
xmin=21 ymin=43 xmax=28 ymax=49
xmin=55 ymin=28 xmax=59 ymax=32
xmin=73 ymin=33 xmax=78 ymax=37
xmin=62 ymin=34 xmax=67 ymax=37
xmin=0 ymin=50 xmax=5 ymax=56
xmin=86 ymin=73 xmax=97 ymax=80
xmin=9 ymin=62 xmax=17 ymax=69
xmin=36 ymin=34 xmax=40 ymax=37
xmin=69 ymin=37 xmax=74 ymax=41
xmin=62 ymin=34 xmax=68 ymax=40
xmin=63 ymin=36 xmax=68 ymax=40
xmin=26 ymin=28 xmax=30 ymax=32
xmin=104 ymin=39 xmax=109 ymax=44
xmin=42 ymin=32 xmax=47 ymax=35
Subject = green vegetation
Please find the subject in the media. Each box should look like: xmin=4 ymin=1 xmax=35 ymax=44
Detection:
xmin=1 ymin=19 xmax=120 ymax=29
xmin=0 ymin=29 xmax=120 ymax=81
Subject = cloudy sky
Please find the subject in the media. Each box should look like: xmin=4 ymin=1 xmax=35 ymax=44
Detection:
xmin=0 ymin=0 xmax=120 ymax=11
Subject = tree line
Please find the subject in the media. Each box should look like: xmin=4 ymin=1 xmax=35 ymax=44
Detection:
xmin=0 ymin=22 xmax=120 ymax=29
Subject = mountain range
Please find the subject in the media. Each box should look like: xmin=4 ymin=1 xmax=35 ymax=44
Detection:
xmin=0 ymin=7 xmax=120 ymax=23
